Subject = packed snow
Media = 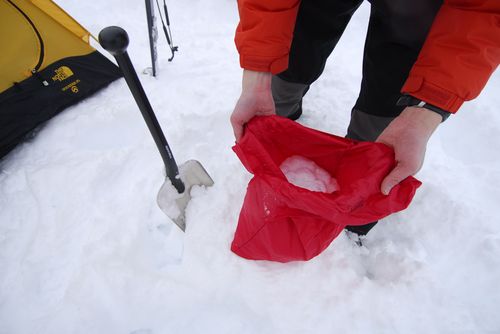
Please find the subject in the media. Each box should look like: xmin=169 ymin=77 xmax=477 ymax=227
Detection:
xmin=1 ymin=1 xmax=500 ymax=334
xmin=280 ymin=155 xmax=339 ymax=193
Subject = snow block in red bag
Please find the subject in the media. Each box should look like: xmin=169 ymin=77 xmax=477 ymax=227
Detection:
xmin=231 ymin=116 xmax=421 ymax=262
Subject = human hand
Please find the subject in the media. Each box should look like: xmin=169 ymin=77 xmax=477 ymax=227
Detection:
xmin=230 ymin=70 xmax=275 ymax=141
xmin=376 ymin=106 xmax=442 ymax=195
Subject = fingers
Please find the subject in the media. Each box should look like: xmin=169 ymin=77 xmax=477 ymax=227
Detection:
xmin=375 ymin=107 xmax=438 ymax=195
xmin=230 ymin=113 xmax=243 ymax=142
xmin=230 ymin=71 xmax=274 ymax=142
xmin=231 ymin=119 xmax=244 ymax=142
xmin=230 ymin=92 xmax=275 ymax=142
xmin=380 ymin=162 xmax=417 ymax=195
xmin=234 ymin=127 xmax=243 ymax=142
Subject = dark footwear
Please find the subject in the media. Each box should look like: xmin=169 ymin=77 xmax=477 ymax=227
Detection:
xmin=345 ymin=230 xmax=366 ymax=247
xmin=345 ymin=221 xmax=378 ymax=236
xmin=344 ymin=221 xmax=378 ymax=247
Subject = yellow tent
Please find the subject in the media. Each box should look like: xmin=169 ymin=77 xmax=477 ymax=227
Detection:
xmin=0 ymin=0 xmax=121 ymax=158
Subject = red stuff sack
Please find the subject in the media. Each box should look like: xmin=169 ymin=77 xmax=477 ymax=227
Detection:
xmin=231 ymin=116 xmax=421 ymax=262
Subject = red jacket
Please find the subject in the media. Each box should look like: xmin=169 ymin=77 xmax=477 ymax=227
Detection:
xmin=235 ymin=0 xmax=500 ymax=113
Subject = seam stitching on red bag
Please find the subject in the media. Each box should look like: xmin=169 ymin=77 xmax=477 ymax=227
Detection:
xmin=234 ymin=217 xmax=307 ymax=260
xmin=232 ymin=221 xmax=272 ymax=251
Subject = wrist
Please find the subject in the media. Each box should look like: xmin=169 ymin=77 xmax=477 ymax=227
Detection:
xmin=400 ymin=106 xmax=441 ymax=137
xmin=242 ymin=70 xmax=272 ymax=92
xmin=397 ymin=94 xmax=452 ymax=122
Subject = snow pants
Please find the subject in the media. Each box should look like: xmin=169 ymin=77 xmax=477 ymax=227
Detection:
xmin=272 ymin=0 xmax=442 ymax=235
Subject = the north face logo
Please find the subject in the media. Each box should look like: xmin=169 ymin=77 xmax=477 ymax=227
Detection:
xmin=52 ymin=66 xmax=74 ymax=82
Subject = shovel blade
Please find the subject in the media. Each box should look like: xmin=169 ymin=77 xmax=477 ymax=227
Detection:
xmin=157 ymin=160 xmax=214 ymax=231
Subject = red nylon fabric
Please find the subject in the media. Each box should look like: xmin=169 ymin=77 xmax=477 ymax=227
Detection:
xmin=231 ymin=116 xmax=421 ymax=262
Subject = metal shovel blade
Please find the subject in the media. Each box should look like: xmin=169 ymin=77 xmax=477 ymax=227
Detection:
xmin=157 ymin=160 xmax=214 ymax=231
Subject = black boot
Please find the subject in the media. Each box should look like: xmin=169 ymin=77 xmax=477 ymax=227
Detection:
xmin=345 ymin=221 xmax=378 ymax=236
xmin=345 ymin=221 xmax=377 ymax=246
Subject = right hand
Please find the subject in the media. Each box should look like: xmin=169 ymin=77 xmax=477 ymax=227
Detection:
xmin=376 ymin=106 xmax=441 ymax=195
xmin=230 ymin=70 xmax=275 ymax=141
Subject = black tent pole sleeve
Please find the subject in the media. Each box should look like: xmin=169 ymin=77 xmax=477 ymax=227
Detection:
xmin=98 ymin=26 xmax=185 ymax=193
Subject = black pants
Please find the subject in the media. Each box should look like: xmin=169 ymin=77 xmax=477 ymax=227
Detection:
xmin=272 ymin=0 xmax=442 ymax=235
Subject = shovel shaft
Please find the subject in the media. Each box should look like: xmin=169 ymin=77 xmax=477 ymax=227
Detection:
xmin=99 ymin=26 xmax=185 ymax=193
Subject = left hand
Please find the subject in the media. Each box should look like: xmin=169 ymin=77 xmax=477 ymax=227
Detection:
xmin=376 ymin=106 xmax=442 ymax=195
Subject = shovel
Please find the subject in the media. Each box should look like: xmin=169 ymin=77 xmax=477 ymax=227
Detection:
xmin=99 ymin=26 xmax=214 ymax=231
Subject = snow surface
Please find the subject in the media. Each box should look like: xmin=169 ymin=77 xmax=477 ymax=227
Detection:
xmin=280 ymin=156 xmax=339 ymax=193
xmin=1 ymin=1 xmax=500 ymax=333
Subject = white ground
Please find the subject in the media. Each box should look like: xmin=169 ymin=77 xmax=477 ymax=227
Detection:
xmin=1 ymin=1 xmax=500 ymax=333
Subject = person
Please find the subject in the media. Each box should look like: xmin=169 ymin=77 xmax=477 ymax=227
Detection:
xmin=230 ymin=0 xmax=500 ymax=237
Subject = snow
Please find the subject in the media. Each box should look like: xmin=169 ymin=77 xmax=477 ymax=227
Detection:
xmin=280 ymin=155 xmax=339 ymax=193
xmin=1 ymin=1 xmax=500 ymax=333
xmin=157 ymin=178 xmax=183 ymax=220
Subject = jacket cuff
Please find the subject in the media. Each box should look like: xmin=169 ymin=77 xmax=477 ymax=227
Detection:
xmin=401 ymin=76 xmax=463 ymax=113
xmin=239 ymin=54 xmax=289 ymax=75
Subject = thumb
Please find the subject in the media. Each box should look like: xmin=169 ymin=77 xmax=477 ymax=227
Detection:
xmin=381 ymin=163 xmax=412 ymax=195
xmin=231 ymin=121 xmax=244 ymax=142
xmin=230 ymin=114 xmax=244 ymax=142
xmin=233 ymin=124 xmax=243 ymax=142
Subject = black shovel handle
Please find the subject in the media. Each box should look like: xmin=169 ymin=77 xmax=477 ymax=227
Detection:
xmin=99 ymin=26 xmax=185 ymax=193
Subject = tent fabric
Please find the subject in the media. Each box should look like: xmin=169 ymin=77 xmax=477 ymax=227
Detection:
xmin=231 ymin=116 xmax=421 ymax=262
xmin=0 ymin=52 xmax=122 ymax=158
xmin=30 ymin=0 xmax=90 ymax=43
xmin=1 ymin=0 xmax=94 ymax=90
xmin=0 ymin=0 xmax=121 ymax=158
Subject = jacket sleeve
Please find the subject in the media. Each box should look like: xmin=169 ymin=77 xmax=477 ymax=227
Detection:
xmin=235 ymin=0 xmax=301 ymax=74
xmin=402 ymin=0 xmax=500 ymax=113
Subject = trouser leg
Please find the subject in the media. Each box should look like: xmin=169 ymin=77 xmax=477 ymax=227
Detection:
xmin=345 ymin=0 xmax=442 ymax=236
xmin=273 ymin=0 xmax=442 ymax=236
xmin=348 ymin=0 xmax=443 ymax=141
xmin=272 ymin=0 xmax=363 ymax=118
xmin=272 ymin=76 xmax=309 ymax=120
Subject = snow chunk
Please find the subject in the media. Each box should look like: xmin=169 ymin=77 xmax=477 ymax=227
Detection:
xmin=157 ymin=178 xmax=183 ymax=219
xmin=280 ymin=155 xmax=339 ymax=193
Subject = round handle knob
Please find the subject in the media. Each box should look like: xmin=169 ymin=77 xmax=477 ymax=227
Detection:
xmin=98 ymin=26 xmax=129 ymax=55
